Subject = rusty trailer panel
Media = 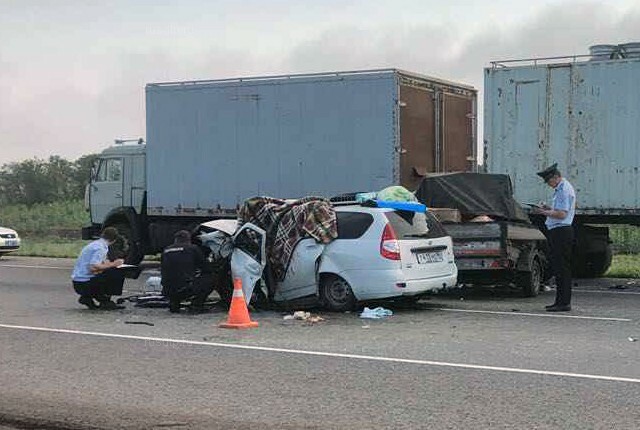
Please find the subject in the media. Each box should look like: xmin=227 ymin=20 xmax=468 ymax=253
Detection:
xmin=485 ymin=57 xmax=640 ymax=216
xmin=398 ymin=85 xmax=436 ymax=190
xmin=443 ymin=94 xmax=475 ymax=173
xmin=398 ymin=72 xmax=477 ymax=191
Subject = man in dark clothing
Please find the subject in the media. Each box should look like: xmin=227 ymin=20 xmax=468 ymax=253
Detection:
xmin=534 ymin=163 xmax=576 ymax=312
xmin=161 ymin=230 xmax=214 ymax=313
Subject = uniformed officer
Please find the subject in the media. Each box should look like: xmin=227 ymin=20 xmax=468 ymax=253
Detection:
xmin=161 ymin=230 xmax=214 ymax=313
xmin=71 ymin=227 xmax=126 ymax=310
xmin=534 ymin=163 xmax=576 ymax=312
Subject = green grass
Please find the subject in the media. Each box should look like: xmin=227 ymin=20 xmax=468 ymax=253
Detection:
xmin=605 ymin=254 xmax=640 ymax=279
xmin=610 ymin=225 xmax=640 ymax=254
xmin=1 ymin=199 xmax=90 ymax=258
xmin=0 ymin=199 xmax=88 ymax=236
xmin=13 ymin=237 xmax=89 ymax=258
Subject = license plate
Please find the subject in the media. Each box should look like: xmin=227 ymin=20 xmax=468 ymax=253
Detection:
xmin=6 ymin=240 xmax=18 ymax=247
xmin=416 ymin=251 xmax=443 ymax=264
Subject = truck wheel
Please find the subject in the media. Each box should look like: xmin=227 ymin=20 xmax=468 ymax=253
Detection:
xmin=320 ymin=275 xmax=356 ymax=312
xmin=574 ymin=245 xmax=613 ymax=278
xmin=110 ymin=222 xmax=144 ymax=265
xmin=517 ymin=255 xmax=543 ymax=297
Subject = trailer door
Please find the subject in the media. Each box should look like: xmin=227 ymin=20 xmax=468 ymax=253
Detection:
xmin=399 ymin=85 xmax=435 ymax=191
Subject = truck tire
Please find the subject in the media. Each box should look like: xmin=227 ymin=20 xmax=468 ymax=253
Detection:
xmin=517 ymin=254 xmax=543 ymax=297
xmin=574 ymin=244 xmax=613 ymax=278
xmin=572 ymin=225 xmax=612 ymax=278
xmin=320 ymin=274 xmax=356 ymax=312
xmin=109 ymin=222 xmax=144 ymax=265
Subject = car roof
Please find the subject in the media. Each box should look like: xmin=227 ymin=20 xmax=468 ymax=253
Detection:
xmin=334 ymin=205 xmax=393 ymax=214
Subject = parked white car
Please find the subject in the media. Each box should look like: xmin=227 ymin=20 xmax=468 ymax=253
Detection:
xmin=199 ymin=204 xmax=457 ymax=311
xmin=0 ymin=226 xmax=21 ymax=258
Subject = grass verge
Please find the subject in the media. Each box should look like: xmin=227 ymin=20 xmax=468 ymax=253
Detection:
xmin=13 ymin=237 xmax=88 ymax=258
xmin=605 ymin=254 xmax=640 ymax=278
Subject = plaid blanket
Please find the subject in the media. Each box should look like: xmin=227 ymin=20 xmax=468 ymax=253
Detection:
xmin=238 ymin=196 xmax=338 ymax=282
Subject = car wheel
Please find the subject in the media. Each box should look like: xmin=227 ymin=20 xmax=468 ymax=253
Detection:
xmin=320 ymin=275 xmax=356 ymax=312
xmin=517 ymin=255 xmax=542 ymax=297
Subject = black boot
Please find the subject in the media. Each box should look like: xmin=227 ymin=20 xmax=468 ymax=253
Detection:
xmin=78 ymin=296 xmax=98 ymax=309
xmin=98 ymin=298 xmax=125 ymax=310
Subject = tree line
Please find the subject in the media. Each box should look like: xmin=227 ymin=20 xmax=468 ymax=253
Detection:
xmin=0 ymin=154 xmax=97 ymax=206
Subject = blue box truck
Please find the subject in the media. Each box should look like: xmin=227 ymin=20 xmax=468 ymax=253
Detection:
xmin=83 ymin=69 xmax=477 ymax=262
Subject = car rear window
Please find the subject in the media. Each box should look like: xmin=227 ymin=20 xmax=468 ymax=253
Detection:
xmin=385 ymin=210 xmax=448 ymax=239
xmin=336 ymin=212 xmax=374 ymax=239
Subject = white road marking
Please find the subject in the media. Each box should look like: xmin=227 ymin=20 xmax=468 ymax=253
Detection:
xmin=0 ymin=264 xmax=70 ymax=270
xmin=0 ymin=323 xmax=639 ymax=384
xmin=573 ymin=288 xmax=640 ymax=296
xmin=437 ymin=308 xmax=632 ymax=322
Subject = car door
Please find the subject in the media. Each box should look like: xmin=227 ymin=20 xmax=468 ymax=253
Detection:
xmin=230 ymin=223 xmax=266 ymax=305
xmin=274 ymin=238 xmax=325 ymax=302
xmin=90 ymin=157 xmax=123 ymax=223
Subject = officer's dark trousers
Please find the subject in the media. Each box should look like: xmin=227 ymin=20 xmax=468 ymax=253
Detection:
xmin=166 ymin=273 xmax=215 ymax=311
xmin=548 ymin=226 xmax=574 ymax=306
xmin=73 ymin=268 xmax=125 ymax=303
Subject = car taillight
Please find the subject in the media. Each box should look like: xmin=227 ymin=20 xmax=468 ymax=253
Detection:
xmin=380 ymin=223 xmax=401 ymax=260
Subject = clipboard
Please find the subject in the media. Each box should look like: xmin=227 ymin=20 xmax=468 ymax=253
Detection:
xmin=116 ymin=264 xmax=141 ymax=279
xmin=525 ymin=203 xmax=543 ymax=209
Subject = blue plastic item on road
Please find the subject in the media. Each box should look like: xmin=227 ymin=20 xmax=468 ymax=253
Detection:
xmin=360 ymin=307 xmax=394 ymax=319
xmin=375 ymin=200 xmax=427 ymax=213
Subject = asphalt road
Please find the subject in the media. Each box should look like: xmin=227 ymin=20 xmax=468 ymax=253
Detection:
xmin=0 ymin=256 xmax=639 ymax=429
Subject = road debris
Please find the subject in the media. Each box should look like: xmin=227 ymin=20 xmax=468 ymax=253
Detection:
xmin=293 ymin=311 xmax=311 ymax=320
xmin=360 ymin=307 xmax=393 ymax=319
xmin=283 ymin=311 xmax=325 ymax=324
xmin=124 ymin=321 xmax=155 ymax=326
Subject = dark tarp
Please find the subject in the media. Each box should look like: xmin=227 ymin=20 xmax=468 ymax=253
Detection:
xmin=415 ymin=173 xmax=530 ymax=223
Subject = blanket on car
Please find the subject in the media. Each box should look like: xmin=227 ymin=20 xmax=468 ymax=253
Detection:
xmin=238 ymin=196 xmax=338 ymax=282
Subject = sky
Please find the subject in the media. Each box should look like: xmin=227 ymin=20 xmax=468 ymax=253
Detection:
xmin=1 ymin=0 xmax=640 ymax=164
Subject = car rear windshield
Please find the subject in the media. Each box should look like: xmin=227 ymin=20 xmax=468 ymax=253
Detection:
xmin=384 ymin=210 xmax=448 ymax=239
xmin=336 ymin=212 xmax=374 ymax=239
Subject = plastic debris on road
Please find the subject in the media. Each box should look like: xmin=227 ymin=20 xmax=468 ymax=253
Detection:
xmin=359 ymin=307 xmax=393 ymax=319
xmin=283 ymin=311 xmax=325 ymax=324
xmin=293 ymin=311 xmax=310 ymax=320
xmin=145 ymin=276 xmax=163 ymax=293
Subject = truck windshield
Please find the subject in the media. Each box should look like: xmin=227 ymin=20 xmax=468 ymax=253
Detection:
xmin=385 ymin=210 xmax=448 ymax=239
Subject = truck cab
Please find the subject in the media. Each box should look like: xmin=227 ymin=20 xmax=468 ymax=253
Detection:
xmin=83 ymin=141 xmax=147 ymax=261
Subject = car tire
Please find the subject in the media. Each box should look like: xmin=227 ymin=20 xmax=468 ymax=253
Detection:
xmin=320 ymin=274 xmax=356 ymax=312
xmin=517 ymin=255 xmax=543 ymax=297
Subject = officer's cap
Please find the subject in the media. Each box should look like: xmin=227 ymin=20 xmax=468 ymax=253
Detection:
xmin=537 ymin=163 xmax=560 ymax=182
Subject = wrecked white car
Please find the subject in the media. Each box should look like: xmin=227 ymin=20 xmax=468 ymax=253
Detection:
xmin=197 ymin=200 xmax=457 ymax=311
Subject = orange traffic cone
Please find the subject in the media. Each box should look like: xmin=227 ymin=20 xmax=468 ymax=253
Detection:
xmin=219 ymin=278 xmax=259 ymax=329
